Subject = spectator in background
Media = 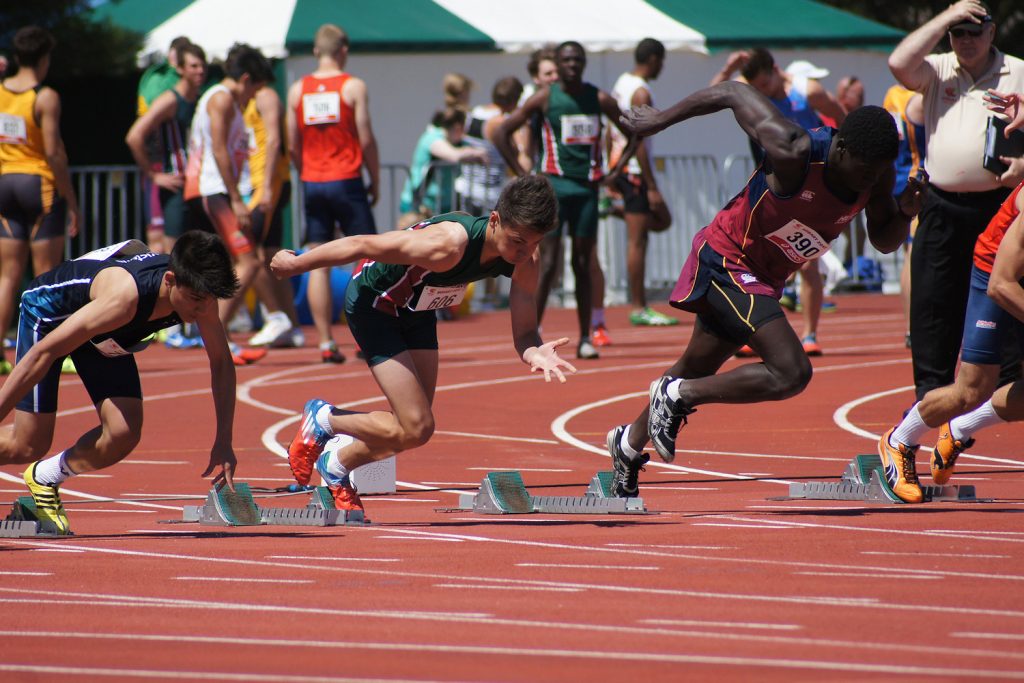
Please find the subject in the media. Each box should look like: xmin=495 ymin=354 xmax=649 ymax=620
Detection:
xmin=0 ymin=54 xmax=8 ymax=78
xmin=244 ymin=85 xmax=304 ymax=350
xmin=0 ymin=26 xmax=81 ymax=374
xmin=607 ymin=37 xmax=676 ymax=329
xmin=713 ymin=49 xmax=846 ymax=356
xmin=398 ymin=107 xmax=487 ymax=222
xmin=883 ymin=83 xmax=927 ymax=348
xmin=136 ymin=36 xmax=193 ymax=252
xmin=287 ymin=23 xmax=380 ymax=364
xmin=183 ymin=42 xmax=273 ymax=367
xmin=889 ymin=0 xmax=1024 ymax=401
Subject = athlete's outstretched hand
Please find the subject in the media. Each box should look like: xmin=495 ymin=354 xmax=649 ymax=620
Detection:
xmin=524 ymin=337 xmax=576 ymax=383
xmin=270 ymin=249 xmax=301 ymax=279
xmin=203 ymin=442 xmax=237 ymax=492
xmin=620 ymin=104 xmax=668 ymax=138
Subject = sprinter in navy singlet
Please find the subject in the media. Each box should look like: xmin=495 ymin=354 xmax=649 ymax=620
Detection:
xmin=0 ymin=231 xmax=242 ymax=534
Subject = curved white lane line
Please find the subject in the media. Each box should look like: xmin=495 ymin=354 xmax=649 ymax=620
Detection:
xmin=832 ymin=385 xmax=1024 ymax=467
xmin=549 ymin=392 xmax=794 ymax=485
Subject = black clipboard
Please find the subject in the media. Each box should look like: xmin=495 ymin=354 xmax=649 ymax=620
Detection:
xmin=984 ymin=116 xmax=1024 ymax=175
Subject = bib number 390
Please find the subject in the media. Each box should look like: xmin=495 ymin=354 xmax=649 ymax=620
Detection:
xmin=765 ymin=220 xmax=830 ymax=264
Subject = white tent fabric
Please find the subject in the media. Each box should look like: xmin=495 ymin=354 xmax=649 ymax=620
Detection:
xmin=433 ymin=0 xmax=707 ymax=54
xmin=143 ymin=0 xmax=298 ymax=61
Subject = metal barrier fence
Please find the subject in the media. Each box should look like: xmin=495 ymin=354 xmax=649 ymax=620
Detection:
xmin=68 ymin=159 xmax=904 ymax=302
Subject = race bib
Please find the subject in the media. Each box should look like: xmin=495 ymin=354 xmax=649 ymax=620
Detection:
xmin=765 ymin=220 xmax=831 ymax=264
xmin=302 ymin=92 xmax=341 ymax=125
xmin=0 ymin=113 xmax=28 ymax=144
xmin=560 ymin=114 xmax=599 ymax=145
xmin=411 ymin=284 xmax=467 ymax=312
xmin=246 ymin=125 xmax=257 ymax=153
xmin=91 ymin=338 xmax=131 ymax=358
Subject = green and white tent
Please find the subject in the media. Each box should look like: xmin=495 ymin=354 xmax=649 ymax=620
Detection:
xmin=95 ymin=0 xmax=903 ymax=61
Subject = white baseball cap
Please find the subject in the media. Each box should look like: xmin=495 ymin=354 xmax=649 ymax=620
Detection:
xmin=785 ymin=60 xmax=830 ymax=79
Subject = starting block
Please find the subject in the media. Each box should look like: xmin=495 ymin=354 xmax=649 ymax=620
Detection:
xmin=785 ymin=454 xmax=984 ymax=504
xmin=457 ymin=471 xmax=647 ymax=515
xmin=1 ymin=496 xmax=70 ymax=538
xmin=182 ymin=482 xmax=369 ymax=526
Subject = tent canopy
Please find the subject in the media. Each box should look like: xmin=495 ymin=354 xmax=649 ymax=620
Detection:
xmin=94 ymin=0 xmax=902 ymax=62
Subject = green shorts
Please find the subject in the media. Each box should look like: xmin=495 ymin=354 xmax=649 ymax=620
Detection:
xmin=546 ymin=174 xmax=598 ymax=240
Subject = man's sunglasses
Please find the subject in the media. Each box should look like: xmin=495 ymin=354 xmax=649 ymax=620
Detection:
xmin=949 ymin=26 xmax=985 ymax=39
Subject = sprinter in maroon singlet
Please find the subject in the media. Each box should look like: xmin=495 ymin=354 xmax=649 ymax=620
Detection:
xmin=602 ymin=81 xmax=927 ymax=499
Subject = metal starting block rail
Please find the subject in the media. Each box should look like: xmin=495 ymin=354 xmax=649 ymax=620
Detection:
xmin=457 ymin=471 xmax=647 ymax=515
xmin=181 ymin=483 xmax=369 ymax=526
xmin=1 ymin=497 xmax=70 ymax=538
xmin=785 ymin=454 xmax=985 ymax=504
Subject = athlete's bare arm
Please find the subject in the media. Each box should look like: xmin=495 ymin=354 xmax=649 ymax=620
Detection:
xmin=624 ymin=85 xmax=663 ymax=205
xmin=285 ymin=80 xmax=304 ymax=176
xmin=194 ymin=299 xmax=238 ymax=489
xmin=805 ymin=79 xmax=846 ymax=125
xmin=36 ymin=86 xmax=79 ymax=237
xmin=270 ymin=221 xmax=469 ymax=277
xmin=207 ymin=90 xmax=249 ymax=228
xmin=864 ymin=164 xmax=926 ymax=254
xmin=254 ymin=87 xmax=284 ymax=214
xmin=508 ymin=250 xmax=575 ymax=383
xmin=343 ymin=76 xmax=380 ymax=206
xmin=125 ymin=89 xmax=182 ymax=192
xmin=0 ymin=268 xmax=138 ymax=422
xmin=988 ymin=189 xmax=1024 ymax=321
xmin=621 ymin=81 xmax=809 ymax=193
xmin=495 ymin=87 xmax=549 ymax=177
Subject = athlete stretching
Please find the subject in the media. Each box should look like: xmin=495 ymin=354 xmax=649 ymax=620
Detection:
xmin=271 ymin=175 xmax=575 ymax=512
xmin=604 ymin=81 xmax=926 ymax=498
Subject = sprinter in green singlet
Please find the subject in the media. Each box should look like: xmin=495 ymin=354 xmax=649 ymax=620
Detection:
xmin=271 ymin=175 xmax=576 ymax=512
xmin=495 ymin=40 xmax=636 ymax=360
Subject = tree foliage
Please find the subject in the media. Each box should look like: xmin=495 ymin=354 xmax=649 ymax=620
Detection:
xmin=819 ymin=0 xmax=1024 ymax=56
xmin=0 ymin=0 xmax=142 ymax=78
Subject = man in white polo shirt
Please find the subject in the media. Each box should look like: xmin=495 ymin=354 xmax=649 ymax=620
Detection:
xmin=889 ymin=0 xmax=1024 ymax=402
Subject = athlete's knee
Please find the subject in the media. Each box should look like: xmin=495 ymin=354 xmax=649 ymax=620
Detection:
xmin=102 ymin=421 xmax=141 ymax=457
xmin=395 ymin=415 xmax=435 ymax=451
xmin=772 ymin=356 xmax=813 ymax=399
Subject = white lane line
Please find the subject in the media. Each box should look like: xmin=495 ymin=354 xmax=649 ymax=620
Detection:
xmin=550 ymin=392 xmax=795 ymax=485
xmin=693 ymin=523 xmax=792 ymax=529
xmin=5 ymin=572 xmax=52 ymax=576
xmin=7 ymin=539 xmax=1023 ymax=621
xmin=953 ymin=632 xmax=1024 ymax=641
xmin=75 ymin=474 xmax=112 ymax=478
xmin=359 ymin=498 xmax=439 ymax=503
xmin=1 ymin=594 xmax=1023 ymax=671
xmin=267 ymin=556 xmax=401 ymax=563
xmin=373 ymin=535 xmax=464 ymax=542
xmin=795 ymin=571 xmax=940 ymax=580
xmin=516 ymin=563 xmax=660 ymax=570
xmin=861 ymin=551 xmax=1010 ymax=559
xmin=435 ymin=583 xmax=584 ymax=593
xmin=833 ymin=385 xmax=1024 ymax=466
xmin=466 ymin=467 xmax=572 ymax=472
xmin=0 ymin=663 xmax=432 ymax=682
xmin=118 ymin=460 xmax=189 ymax=465
xmin=30 ymin=548 xmax=85 ymax=553
xmin=173 ymin=577 xmax=313 ymax=584
xmin=640 ymin=619 xmax=801 ymax=631
xmin=56 ymin=509 xmax=155 ymax=514
xmin=925 ymin=530 xmax=1024 ymax=536
xmin=606 ymin=543 xmax=734 ymax=550
xmin=2 ymin=631 xmax=1023 ymax=680
xmin=436 ymin=430 xmax=559 ymax=445
xmin=418 ymin=481 xmax=479 ymax=486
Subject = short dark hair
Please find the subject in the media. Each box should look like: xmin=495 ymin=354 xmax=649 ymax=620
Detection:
xmin=741 ymin=47 xmax=774 ymax=82
xmin=431 ymin=106 xmax=466 ymax=130
xmin=838 ymin=105 xmax=899 ymax=163
xmin=556 ymin=41 xmax=586 ymax=60
xmin=169 ymin=36 xmax=192 ymax=55
xmin=224 ymin=43 xmax=273 ymax=84
xmin=495 ymin=175 xmax=558 ymax=235
xmin=492 ymin=76 xmax=523 ymax=109
xmin=178 ymin=43 xmax=206 ymax=65
xmin=169 ymin=231 xmax=240 ymax=300
xmin=527 ymin=47 xmax=556 ymax=78
xmin=635 ymin=38 xmax=665 ymax=65
xmin=13 ymin=26 xmax=55 ymax=69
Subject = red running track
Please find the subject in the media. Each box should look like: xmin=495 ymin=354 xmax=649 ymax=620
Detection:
xmin=2 ymin=293 xmax=1023 ymax=682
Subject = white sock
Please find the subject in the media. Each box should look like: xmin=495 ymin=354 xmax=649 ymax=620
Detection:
xmin=619 ymin=425 xmax=642 ymax=460
xmin=591 ymin=308 xmax=605 ymax=327
xmin=667 ymin=378 xmax=684 ymax=404
xmin=892 ymin=403 xmax=929 ymax=447
xmin=33 ymin=450 xmax=76 ymax=486
xmin=325 ymin=450 xmax=350 ymax=480
xmin=314 ymin=404 xmax=336 ymax=436
xmin=949 ymin=399 xmax=1004 ymax=441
